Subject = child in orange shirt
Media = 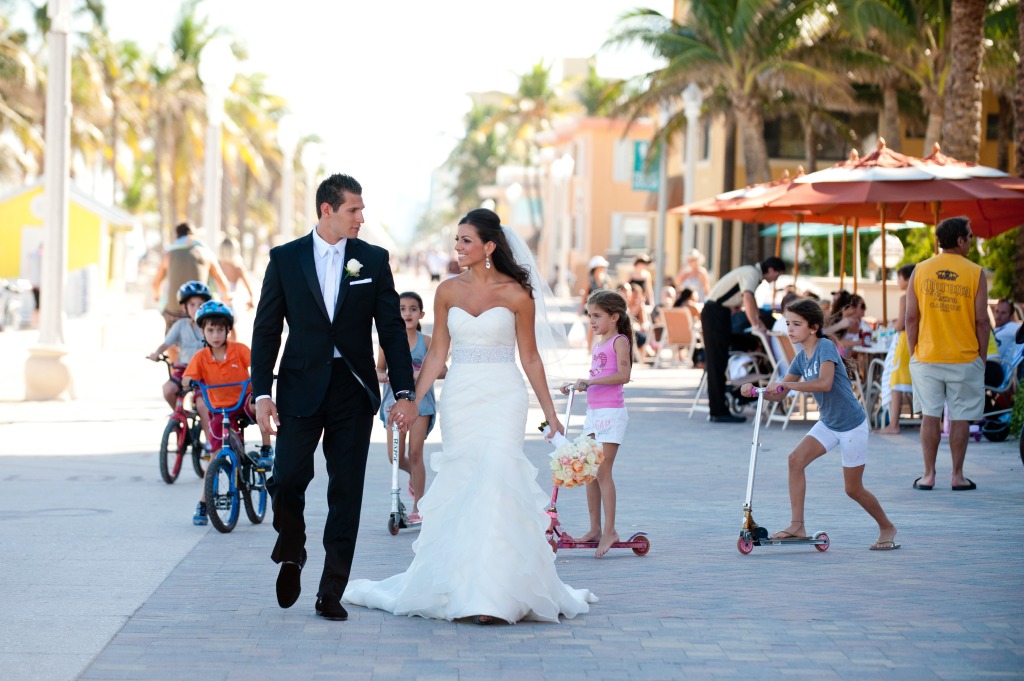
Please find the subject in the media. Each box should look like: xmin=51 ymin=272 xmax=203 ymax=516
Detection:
xmin=183 ymin=301 xmax=272 ymax=526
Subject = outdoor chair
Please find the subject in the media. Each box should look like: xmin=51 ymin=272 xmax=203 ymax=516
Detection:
xmin=655 ymin=308 xmax=702 ymax=368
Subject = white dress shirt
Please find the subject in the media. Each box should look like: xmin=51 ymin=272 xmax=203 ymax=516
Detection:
xmin=312 ymin=229 xmax=345 ymax=357
xmin=255 ymin=229 xmax=347 ymax=404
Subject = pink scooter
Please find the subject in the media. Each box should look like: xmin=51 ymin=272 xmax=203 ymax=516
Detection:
xmin=542 ymin=386 xmax=651 ymax=556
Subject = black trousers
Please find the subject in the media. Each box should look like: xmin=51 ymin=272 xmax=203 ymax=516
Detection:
xmin=268 ymin=359 xmax=374 ymax=599
xmin=700 ymin=301 xmax=733 ymax=417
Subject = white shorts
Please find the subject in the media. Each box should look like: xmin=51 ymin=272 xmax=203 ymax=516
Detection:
xmin=807 ymin=419 xmax=869 ymax=468
xmin=582 ymin=407 xmax=628 ymax=445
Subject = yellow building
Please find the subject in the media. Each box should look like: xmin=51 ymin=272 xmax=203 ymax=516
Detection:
xmin=510 ymin=117 xmax=658 ymax=294
xmin=0 ymin=182 xmax=140 ymax=315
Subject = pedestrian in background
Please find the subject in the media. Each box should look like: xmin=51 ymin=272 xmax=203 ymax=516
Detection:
xmin=700 ymin=257 xmax=785 ymax=423
xmin=906 ymin=217 xmax=989 ymax=492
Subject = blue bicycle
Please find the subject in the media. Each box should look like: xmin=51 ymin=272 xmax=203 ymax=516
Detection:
xmin=195 ymin=380 xmax=270 ymax=533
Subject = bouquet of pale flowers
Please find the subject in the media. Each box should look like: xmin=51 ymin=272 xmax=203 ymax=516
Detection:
xmin=538 ymin=421 xmax=604 ymax=488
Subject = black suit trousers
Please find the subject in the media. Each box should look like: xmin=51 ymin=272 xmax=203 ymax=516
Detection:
xmin=700 ymin=301 xmax=733 ymax=417
xmin=268 ymin=359 xmax=374 ymax=600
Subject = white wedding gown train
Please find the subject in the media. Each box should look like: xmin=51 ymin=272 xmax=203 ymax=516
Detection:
xmin=343 ymin=306 xmax=596 ymax=622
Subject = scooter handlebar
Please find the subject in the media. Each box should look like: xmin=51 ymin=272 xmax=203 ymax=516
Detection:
xmin=750 ymin=385 xmax=785 ymax=397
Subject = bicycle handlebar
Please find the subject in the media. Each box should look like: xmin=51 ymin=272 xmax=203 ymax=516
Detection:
xmin=194 ymin=379 xmax=252 ymax=415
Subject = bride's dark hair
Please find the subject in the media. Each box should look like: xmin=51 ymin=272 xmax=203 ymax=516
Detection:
xmin=458 ymin=208 xmax=533 ymax=295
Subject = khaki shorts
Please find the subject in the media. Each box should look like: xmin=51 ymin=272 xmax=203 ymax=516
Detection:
xmin=910 ymin=356 xmax=985 ymax=421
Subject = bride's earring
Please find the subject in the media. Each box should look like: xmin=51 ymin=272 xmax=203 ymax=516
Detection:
xmin=485 ymin=254 xmax=491 ymax=269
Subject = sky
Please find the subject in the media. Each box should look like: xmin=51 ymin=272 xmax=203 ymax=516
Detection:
xmin=97 ymin=0 xmax=673 ymax=242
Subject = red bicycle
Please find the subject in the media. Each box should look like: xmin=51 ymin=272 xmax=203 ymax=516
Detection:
xmin=154 ymin=355 xmax=208 ymax=484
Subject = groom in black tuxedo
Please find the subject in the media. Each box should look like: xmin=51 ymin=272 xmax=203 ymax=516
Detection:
xmin=251 ymin=173 xmax=419 ymax=621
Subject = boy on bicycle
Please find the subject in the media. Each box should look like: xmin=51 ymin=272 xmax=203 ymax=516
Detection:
xmin=148 ymin=281 xmax=212 ymax=421
xmin=183 ymin=301 xmax=274 ymax=526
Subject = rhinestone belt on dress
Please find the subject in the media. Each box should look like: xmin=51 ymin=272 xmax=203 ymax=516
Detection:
xmin=451 ymin=346 xmax=515 ymax=364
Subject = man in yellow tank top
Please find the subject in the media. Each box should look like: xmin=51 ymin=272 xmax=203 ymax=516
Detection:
xmin=905 ymin=217 xmax=990 ymax=492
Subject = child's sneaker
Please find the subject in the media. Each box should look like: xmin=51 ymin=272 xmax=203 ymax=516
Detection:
xmin=193 ymin=501 xmax=208 ymax=526
xmin=256 ymin=445 xmax=275 ymax=471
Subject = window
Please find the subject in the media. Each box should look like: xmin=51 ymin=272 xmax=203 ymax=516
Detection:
xmin=764 ymin=112 xmax=878 ymax=161
xmin=611 ymin=213 xmax=653 ymax=252
xmin=612 ymin=139 xmax=632 ymax=183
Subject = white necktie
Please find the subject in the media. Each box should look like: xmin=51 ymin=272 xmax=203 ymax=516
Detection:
xmin=324 ymin=247 xmax=339 ymax=321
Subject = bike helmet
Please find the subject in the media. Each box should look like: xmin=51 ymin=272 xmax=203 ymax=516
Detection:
xmin=195 ymin=300 xmax=234 ymax=329
xmin=177 ymin=280 xmax=212 ymax=305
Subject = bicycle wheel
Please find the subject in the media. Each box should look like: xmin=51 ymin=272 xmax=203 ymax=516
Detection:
xmin=159 ymin=420 xmax=185 ymax=484
xmin=204 ymin=456 xmax=239 ymax=533
xmin=189 ymin=418 xmax=208 ymax=478
xmin=241 ymin=457 xmax=268 ymax=524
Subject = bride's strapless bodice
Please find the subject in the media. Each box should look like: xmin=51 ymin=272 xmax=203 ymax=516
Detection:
xmin=448 ymin=306 xmax=516 ymax=364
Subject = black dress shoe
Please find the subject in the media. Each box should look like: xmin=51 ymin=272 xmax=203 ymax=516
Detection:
xmin=315 ymin=596 xmax=348 ymax=621
xmin=276 ymin=550 xmax=307 ymax=609
xmin=710 ymin=413 xmax=746 ymax=423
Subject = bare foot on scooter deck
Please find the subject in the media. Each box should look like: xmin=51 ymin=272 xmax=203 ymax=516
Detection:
xmin=770 ymin=521 xmax=809 ymax=540
xmin=596 ymin=531 xmax=620 ymax=557
xmin=577 ymin=530 xmax=601 ymax=543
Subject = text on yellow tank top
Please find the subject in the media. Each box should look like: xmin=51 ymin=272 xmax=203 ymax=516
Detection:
xmin=913 ymin=253 xmax=981 ymax=364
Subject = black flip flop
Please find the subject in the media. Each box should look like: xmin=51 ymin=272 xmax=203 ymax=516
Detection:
xmin=952 ymin=478 xmax=977 ymax=491
xmin=912 ymin=477 xmax=933 ymax=490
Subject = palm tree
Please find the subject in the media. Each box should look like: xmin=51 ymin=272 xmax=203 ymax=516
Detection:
xmin=575 ymin=62 xmax=624 ymax=117
xmin=607 ymin=3 xmax=844 ymax=185
xmin=485 ymin=61 xmax=580 ymax=241
xmin=223 ymin=70 xmax=287 ymax=250
xmin=1015 ymin=0 xmax=1024 ymax=301
xmin=445 ymin=99 xmax=504 ymax=217
xmin=939 ymin=0 xmax=987 ymax=161
xmin=0 ymin=11 xmax=41 ymax=181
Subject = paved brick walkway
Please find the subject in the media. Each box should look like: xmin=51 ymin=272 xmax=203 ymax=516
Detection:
xmin=1 ymin=275 xmax=1022 ymax=680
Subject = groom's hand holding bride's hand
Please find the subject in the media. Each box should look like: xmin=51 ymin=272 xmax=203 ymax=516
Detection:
xmin=256 ymin=398 xmax=280 ymax=436
xmin=389 ymin=399 xmax=419 ymax=434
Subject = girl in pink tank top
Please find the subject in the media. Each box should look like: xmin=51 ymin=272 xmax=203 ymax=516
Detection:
xmin=561 ymin=290 xmax=633 ymax=557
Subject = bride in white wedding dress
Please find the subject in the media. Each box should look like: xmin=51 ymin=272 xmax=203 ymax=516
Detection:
xmin=343 ymin=208 xmax=596 ymax=624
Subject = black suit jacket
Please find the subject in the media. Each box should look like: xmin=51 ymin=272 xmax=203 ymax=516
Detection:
xmin=250 ymin=234 xmax=414 ymax=417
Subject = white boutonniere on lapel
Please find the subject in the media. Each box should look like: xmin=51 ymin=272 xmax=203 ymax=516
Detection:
xmin=345 ymin=259 xmax=363 ymax=278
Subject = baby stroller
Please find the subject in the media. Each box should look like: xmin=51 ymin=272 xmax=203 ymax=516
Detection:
xmin=978 ymin=344 xmax=1023 ymax=442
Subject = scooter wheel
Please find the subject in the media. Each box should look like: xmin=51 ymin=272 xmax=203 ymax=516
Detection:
xmin=548 ymin=538 xmax=558 ymax=553
xmin=814 ymin=532 xmax=829 ymax=552
xmin=631 ymin=535 xmax=651 ymax=556
xmin=387 ymin=516 xmax=399 ymax=536
xmin=737 ymin=535 xmax=754 ymax=555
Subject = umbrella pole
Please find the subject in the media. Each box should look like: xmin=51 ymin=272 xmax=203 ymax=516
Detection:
xmin=933 ymin=201 xmax=941 ymax=255
xmin=880 ymin=205 xmax=888 ymax=327
xmin=773 ymin=223 xmax=783 ymax=305
xmin=853 ymin=218 xmax=859 ymax=294
xmin=793 ymin=217 xmax=801 ymax=281
xmin=839 ymin=218 xmax=848 ymax=291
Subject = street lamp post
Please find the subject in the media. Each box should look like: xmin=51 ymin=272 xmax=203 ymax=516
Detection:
xmin=654 ymin=102 xmax=670 ymax=300
xmin=552 ymin=154 xmax=575 ymax=298
xmin=300 ymin=141 xmax=321 ymax=233
xmin=25 ymin=0 xmax=72 ymax=399
xmin=198 ymin=38 xmax=235 ymax=248
xmin=277 ymin=116 xmax=300 ymax=241
xmin=681 ymin=83 xmax=704 ymax=257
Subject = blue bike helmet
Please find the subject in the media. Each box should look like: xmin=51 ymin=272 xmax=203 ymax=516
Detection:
xmin=177 ymin=280 xmax=212 ymax=305
xmin=195 ymin=300 xmax=234 ymax=329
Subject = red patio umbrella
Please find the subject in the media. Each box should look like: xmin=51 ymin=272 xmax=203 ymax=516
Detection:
xmin=764 ymin=141 xmax=1024 ymax=322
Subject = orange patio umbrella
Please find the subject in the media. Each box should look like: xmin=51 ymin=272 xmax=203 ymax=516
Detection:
xmin=764 ymin=141 xmax=1024 ymax=322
